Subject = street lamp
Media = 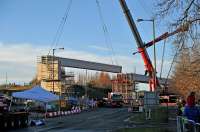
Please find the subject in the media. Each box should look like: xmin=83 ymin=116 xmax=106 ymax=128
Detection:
xmin=52 ymin=47 xmax=64 ymax=93
xmin=52 ymin=47 xmax=64 ymax=115
xmin=137 ymin=18 xmax=157 ymax=91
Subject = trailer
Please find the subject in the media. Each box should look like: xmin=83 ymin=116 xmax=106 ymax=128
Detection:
xmin=0 ymin=94 xmax=29 ymax=130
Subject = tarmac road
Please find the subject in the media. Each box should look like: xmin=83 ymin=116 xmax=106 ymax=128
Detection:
xmin=13 ymin=108 xmax=132 ymax=132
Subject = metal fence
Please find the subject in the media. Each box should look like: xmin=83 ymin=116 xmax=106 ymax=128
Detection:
xmin=177 ymin=116 xmax=200 ymax=132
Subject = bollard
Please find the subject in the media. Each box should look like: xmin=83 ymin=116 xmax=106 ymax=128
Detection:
xmin=54 ymin=112 xmax=57 ymax=117
xmin=177 ymin=116 xmax=181 ymax=132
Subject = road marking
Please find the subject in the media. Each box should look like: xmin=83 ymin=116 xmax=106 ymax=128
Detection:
xmin=124 ymin=118 xmax=130 ymax=122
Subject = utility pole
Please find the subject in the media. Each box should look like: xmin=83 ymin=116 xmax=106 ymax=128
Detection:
xmin=52 ymin=47 xmax=64 ymax=93
xmin=52 ymin=49 xmax=55 ymax=93
xmin=137 ymin=18 xmax=157 ymax=91
xmin=5 ymin=72 xmax=8 ymax=89
xmin=152 ymin=19 xmax=157 ymax=91
xmin=125 ymin=73 xmax=128 ymax=103
xmin=85 ymin=69 xmax=88 ymax=97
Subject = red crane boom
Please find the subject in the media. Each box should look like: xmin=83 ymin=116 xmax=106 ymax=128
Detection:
xmin=144 ymin=25 xmax=189 ymax=48
xmin=118 ymin=0 xmax=188 ymax=91
xmin=119 ymin=0 xmax=158 ymax=91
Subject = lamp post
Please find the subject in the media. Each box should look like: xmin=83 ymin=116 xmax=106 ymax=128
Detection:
xmin=52 ymin=47 xmax=64 ymax=114
xmin=137 ymin=18 xmax=157 ymax=91
xmin=52 ymin=47 xmax=64 ymax=93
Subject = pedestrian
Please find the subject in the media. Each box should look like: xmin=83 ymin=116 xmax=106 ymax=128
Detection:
xmin=181 ymin=100 xmax=186 ymax=114
xmin=177 ymin=100 xmax=186 ymax=116
xmin=186 ymin=92 xmax=195 ymax=107
xmin=184 ymin=92 xmax=199 ymax=123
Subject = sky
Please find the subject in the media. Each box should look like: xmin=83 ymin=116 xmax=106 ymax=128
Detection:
xmin=0 ymin=0 xmax=175 ymax=89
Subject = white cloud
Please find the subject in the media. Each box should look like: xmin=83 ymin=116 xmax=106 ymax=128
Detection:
xmin=0 ymin=42 xmax=47 ymax=84
xmin=88 ymin=45 xmax=111 ymax=51
xmin=0 ymin=42 xmax=172 ymax=86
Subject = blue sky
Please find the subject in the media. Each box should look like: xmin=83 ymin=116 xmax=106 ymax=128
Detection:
xmin=0 ymin=0 xmax=175 ymax=88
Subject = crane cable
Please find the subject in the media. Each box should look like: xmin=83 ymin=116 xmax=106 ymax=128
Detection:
xmin=47 ymin=0 xmax=73 ymax=55
xmin=159 ymin=39 xmax=166 ymax=78
xmin=164 ymin=41 xmax=184 ymax=87
xmin=95 ymin=0 xmax=118 ymax=65
xmin=137 ymin=0 xmax=153 ymax=17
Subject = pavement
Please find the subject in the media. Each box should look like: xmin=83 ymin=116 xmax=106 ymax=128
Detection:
xmin=12 ymin=108 xmax=132 ymax=132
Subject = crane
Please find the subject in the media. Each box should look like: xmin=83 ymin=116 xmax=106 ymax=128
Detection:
xmin=132 ymin=24 xmax=189 ymax=55
xmin=119 ymin=0 xmax=158 ymax=91
xmin=118 ymin=0 xmax=188 ymax=91
xmin=145 ymin=25 xmax=188 ymax=48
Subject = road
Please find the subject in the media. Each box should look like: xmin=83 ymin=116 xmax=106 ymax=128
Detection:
xmin=14 ymin=108 xmax=132 ymax=132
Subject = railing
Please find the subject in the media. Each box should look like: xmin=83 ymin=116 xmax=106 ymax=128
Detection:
xmin=177 ymin=116 xmax=200 ymax=132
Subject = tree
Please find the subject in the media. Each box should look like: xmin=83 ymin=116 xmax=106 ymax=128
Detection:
xmin=76 ymin=72 xmax=112 ymax=89
xmin=189 ymin=44 xmax=200 ymax=98
xmin=155 ymin=0 xmax=200 ymax=46
xmin=171 ymin=47 xmax=191 ymax=98
xmin=171 ymin=45 xmax=200 ymax=99
xmin=98 ymin=72 xmax=111 ymax=88
xmin=30 ymin=77 xmax=40 ymax=85
xmin=86 ymin=72 xmax=112 ymax=89
xmin=77 ymin=73 xmax=86 ymax=86
xmin=155 ymin=0 xmax=200 ymax=99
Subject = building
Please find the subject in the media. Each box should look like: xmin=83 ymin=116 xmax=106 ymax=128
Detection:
xmin=37 ymin=55 xmax=75 ymax=95
xmin=112 ymin=73 xmax=136 ymax=103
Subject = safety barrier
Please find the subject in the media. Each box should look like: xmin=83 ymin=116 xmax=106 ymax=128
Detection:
xmin=128 ymin=106 xmax=143 ymax=112
xmin=177 ymin=116 xmax=200 ymax=132
xmin=46 ymin=107 xmax=82 ymax=118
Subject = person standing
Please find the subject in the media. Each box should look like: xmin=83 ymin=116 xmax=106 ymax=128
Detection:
xmin=184 ymin=92 xmax=199 ymax=122
xmin=177 ymin=100 xmax=186 ymax=116
xmin=187 ymin=92 xmax=195 ymax=107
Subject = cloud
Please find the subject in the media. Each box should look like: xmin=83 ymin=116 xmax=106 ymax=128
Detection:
xmin=0 ymin=42 xmax=172 ymax=85
xmin=88 ymin=45 xmax=111 ymax=52
xmin=0 ymin=42 xmax=47 ymax=84
xmin=0 ymin=42 xmax=46 ymax=63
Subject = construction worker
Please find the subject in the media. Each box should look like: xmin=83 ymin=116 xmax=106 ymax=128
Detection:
xmin=177 ymin=100 xmax=186 ymax=116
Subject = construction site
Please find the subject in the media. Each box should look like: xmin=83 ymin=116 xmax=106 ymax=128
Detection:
xmin=0 ymin=0 xmax=199 ymax=132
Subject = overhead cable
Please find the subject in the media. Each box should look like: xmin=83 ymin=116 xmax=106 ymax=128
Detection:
xmin=47 ymin=0 xmax=73 ymax=55
xmin=160 ymin=38 xmax=166 ymax=78
xmin=96 ymin=0 xmax=118 ymax=65
xmin=164 ymin=41 xmax=184 ymax=86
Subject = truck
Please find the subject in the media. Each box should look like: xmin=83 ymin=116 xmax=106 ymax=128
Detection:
xmin=107 ymin=92 xmax=123 ymax=108
xmin=0 ymin=94 xmax=29 ymax=130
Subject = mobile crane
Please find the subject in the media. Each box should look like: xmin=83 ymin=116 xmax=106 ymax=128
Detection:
xmin=119 ymin=0 xmax=188 ymax=91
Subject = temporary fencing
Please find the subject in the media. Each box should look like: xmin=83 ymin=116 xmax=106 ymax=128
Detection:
xmin=177 ymin=116 xmax=200 ymax=132
xmin=46 ymin=106 xmax=82 ymax=118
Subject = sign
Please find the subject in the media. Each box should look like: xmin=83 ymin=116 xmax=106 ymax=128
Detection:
xmin=144 ymin=91 xmax=159 ymax=108
xmin=60 ymin=100 xmax=66 ymax=108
